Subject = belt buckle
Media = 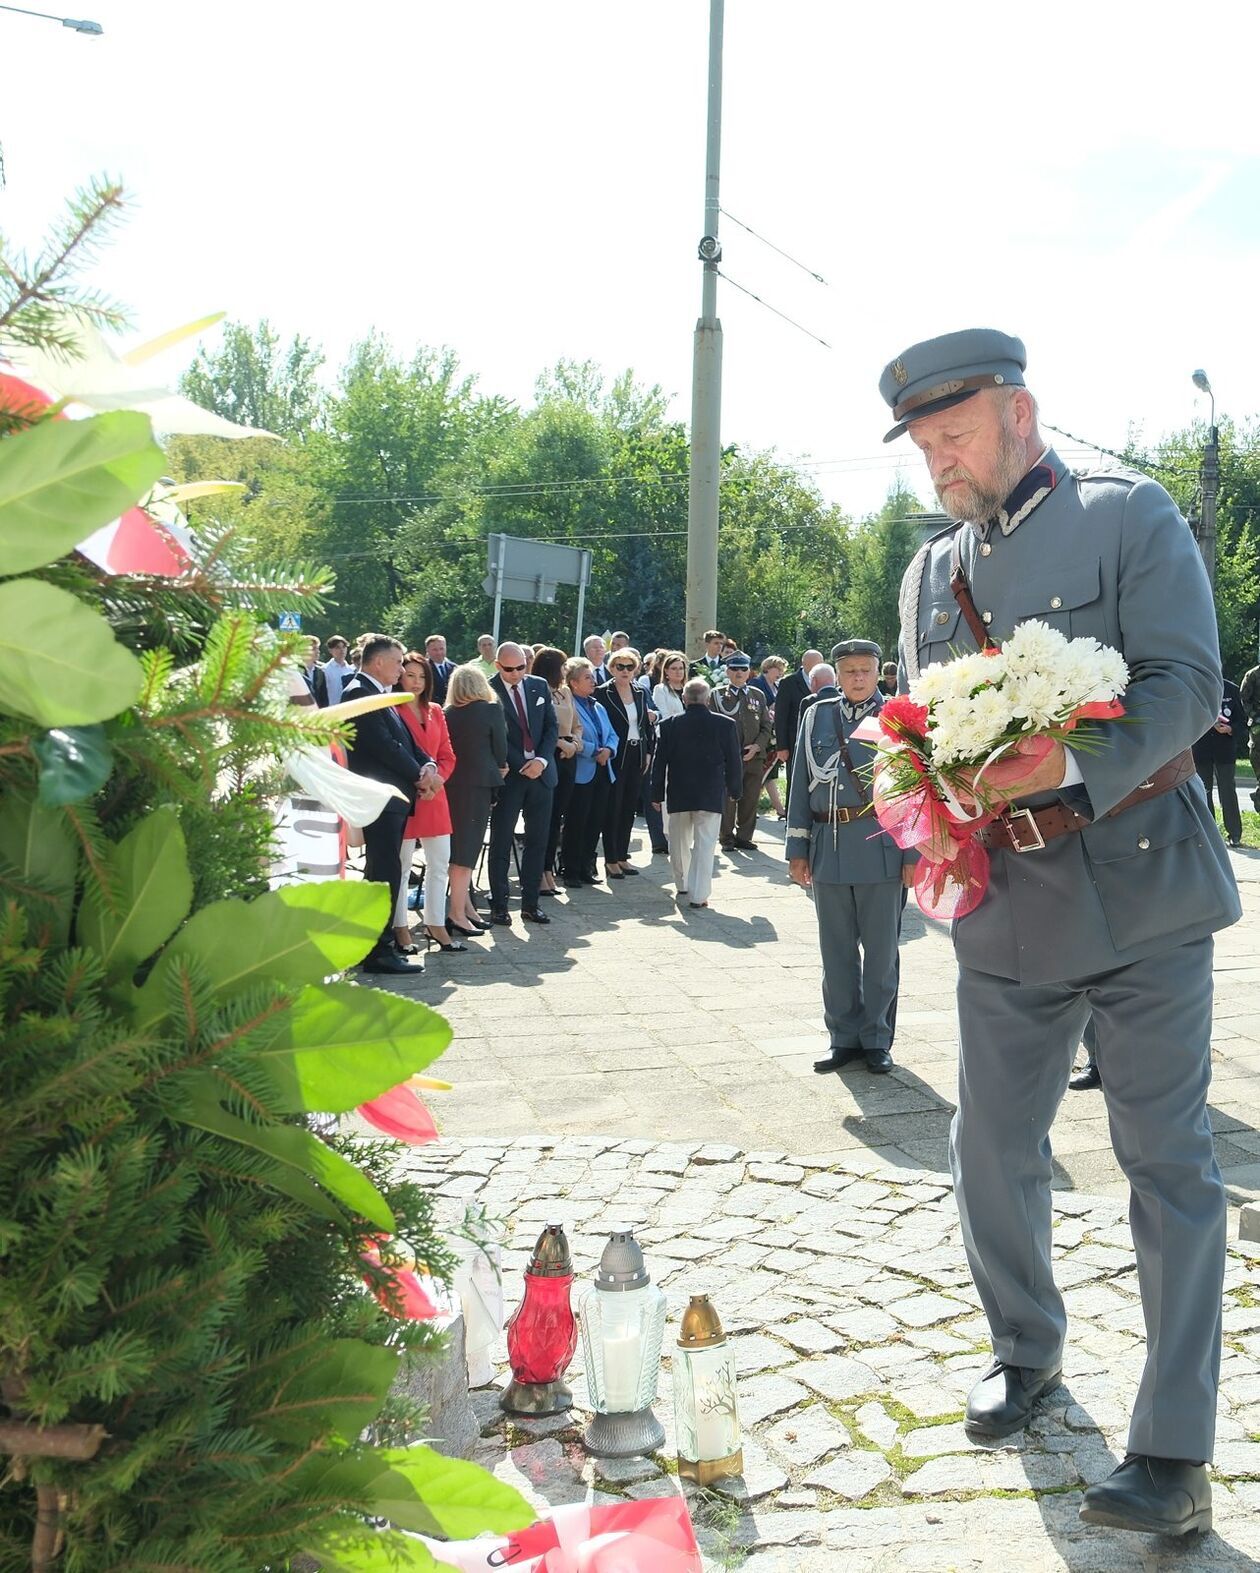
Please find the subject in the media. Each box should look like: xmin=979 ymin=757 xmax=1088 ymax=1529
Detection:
xmin=1004 ymin=807 xmax=1046 ymax=852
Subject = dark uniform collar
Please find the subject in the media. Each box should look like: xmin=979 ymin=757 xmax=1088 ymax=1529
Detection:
xmin=973 ymin=447 xmax=1067 ymax=541
xmin=838 ymin=693 xmax=880 ymax=725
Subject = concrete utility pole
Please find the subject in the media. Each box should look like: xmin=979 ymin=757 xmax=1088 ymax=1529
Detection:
xmin=1192 ymin=369 xmax=1219 ymax=590
xmin=685 ymin=0 xmax=724 ymax=656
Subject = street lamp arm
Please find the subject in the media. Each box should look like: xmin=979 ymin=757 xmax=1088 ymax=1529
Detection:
xmin=0 ymin=3 xmax=102 ymax=30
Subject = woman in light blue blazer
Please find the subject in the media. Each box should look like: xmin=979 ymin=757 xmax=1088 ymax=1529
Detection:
xmin=561 ymin=658 xmax=618 ymax=885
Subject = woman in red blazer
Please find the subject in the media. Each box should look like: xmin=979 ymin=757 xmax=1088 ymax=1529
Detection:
xmin=394 ymin=653 xmax=461 ymax=953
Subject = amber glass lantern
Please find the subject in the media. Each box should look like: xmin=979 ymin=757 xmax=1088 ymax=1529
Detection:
xmin=671 ymin=1295 xmax=742 ymax=1484
xmin=501 ymin=1223 xmax=577 ymax=1416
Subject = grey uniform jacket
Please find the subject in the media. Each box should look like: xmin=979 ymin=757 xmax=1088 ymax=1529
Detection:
xmin=785 ymin=693 xmax=915 ymax=884
xmin=897 ymin=450 xmax=1241 ymax=984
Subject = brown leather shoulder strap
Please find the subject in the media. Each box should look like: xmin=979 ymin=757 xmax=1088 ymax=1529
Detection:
xmin=949 ymin=526 xmax=996 ymax=651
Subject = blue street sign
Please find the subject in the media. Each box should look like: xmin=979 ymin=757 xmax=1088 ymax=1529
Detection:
xmin=278 ymin=611 xmax=302 ymax=632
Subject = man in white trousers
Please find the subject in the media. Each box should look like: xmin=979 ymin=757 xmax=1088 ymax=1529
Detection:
xmin=651 ymin=677 xmax=742 ymax=909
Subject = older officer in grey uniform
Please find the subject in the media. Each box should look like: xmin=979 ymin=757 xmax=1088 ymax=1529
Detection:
xmin=786 ymin=640 xmax=917 ymax=1076
xmin=886 ymin=329 xmax=1241 ymax=1538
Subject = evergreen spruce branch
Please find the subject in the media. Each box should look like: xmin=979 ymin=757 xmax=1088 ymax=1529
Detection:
xmin=0 ymin=179 xmax=128 ymax=349
xmin=60 ymin=805 xmax=110 ymax=897
xmin=145 ymin=994 xmax=293 ymax=1091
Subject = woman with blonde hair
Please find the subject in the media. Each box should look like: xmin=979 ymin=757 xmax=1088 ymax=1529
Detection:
xmin=444 ymin=664 xmax=508 ymax=934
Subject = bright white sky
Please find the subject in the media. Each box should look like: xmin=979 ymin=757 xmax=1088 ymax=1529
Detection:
xmin=3 ymin=0 xmax=1259 ymax=518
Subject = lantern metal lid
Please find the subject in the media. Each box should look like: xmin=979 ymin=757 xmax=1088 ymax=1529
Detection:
xmin=528 ymin=1223 xmax=573 ymax=1277
xmin=677 ymin=1294 xmax=725 ymax=1349
xmin=591 ymin=1226 xmax=648 ymax=1289
xmin=594 ymin=1230 xmax=650 ymax=1292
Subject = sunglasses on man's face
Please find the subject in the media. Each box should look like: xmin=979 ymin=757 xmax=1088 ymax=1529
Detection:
xmin=499 ymin=662 xmax=527 ymax=673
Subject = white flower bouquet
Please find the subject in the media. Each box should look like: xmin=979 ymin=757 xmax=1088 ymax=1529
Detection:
xmin=853 ymin=619 xmax=1130 ymax=918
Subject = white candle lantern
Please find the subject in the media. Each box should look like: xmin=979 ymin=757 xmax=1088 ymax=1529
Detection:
xmin=580 ymin=1230 xmax=667 ymax=1457
xmin=671 ymin=1295 xmax=743 ymax=1485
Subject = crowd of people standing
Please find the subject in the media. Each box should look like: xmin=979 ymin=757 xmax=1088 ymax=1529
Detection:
xmin=307 ymin=626 xmax=801 ymax=973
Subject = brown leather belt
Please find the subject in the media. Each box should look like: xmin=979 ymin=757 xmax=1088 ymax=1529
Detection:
xmin=812 ymin=806 xmax=870 ymax=825
xmin=975 ymin=750 xmax=1196 ymax=853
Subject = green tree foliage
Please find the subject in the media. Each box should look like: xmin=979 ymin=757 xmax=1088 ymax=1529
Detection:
xmin=1 ymin=198 xmax=530 ymax=1571
xmin=836 ymin=478 xmax=929 ymax=658
xmin=1125 ymin=419 xmax=1260 ymax=681
xmin=180 ymin=318 xmax=325 ymax=436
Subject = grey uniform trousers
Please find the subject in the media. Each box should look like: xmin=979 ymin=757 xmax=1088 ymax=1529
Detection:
xmin=953 ymin=937 xmax=1225 ymax=1461
xmin=813 ymin=880 xmax=904 ymax=1052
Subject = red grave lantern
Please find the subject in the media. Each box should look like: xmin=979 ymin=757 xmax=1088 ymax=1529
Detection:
xmin=501 ymin=1222 xmax=577 ymax=1415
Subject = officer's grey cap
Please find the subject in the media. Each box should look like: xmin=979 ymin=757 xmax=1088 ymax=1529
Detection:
xmin=879 ymin=328 xmax=1026 ymax=442
xmin=725 ymin=650 xmax=752 ymax=669
xmin=831 ymin=639 xmax=882 ymax=664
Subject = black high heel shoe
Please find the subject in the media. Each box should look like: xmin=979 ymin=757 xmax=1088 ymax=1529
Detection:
xmin=447 ymin=918 xmax=486 ymax=937
xmin=424 ymin=927 xmax=468 ymax=953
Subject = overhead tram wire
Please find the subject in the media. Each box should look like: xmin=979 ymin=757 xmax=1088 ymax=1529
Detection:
xmin=718 ymin=208 xmax=829 ymax=286
xmin=298 ymin=445 xmax=1102 ymax=511
xmin=714 ymin=269 xmax=831 ymax=350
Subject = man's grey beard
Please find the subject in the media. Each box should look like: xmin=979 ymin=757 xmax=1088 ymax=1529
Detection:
xmin=935 ymin=421 xmax=1028 ymax=522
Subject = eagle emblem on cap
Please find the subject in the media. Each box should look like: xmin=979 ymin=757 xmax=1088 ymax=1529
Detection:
xmin=891 ymin=357 xmax=908 ymax=387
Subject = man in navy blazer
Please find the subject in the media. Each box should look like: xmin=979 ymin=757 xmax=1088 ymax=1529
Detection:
xmin=341 ymin=634 xmax=438 ymax=974
xmin=651 ymin=677 xmax=742 ymax=908
xmin=488 ymin=643 xmax=559 ymax=924
xmin=425 ymin=634 xmax=456 ymax=704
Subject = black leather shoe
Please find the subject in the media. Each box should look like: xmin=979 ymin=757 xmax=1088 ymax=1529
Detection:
xmin=488 ymin=911 xmax=512 ymax=926
xmin=521 ymin=908 xmax=551 ymax=924
xmin=814 ymin=1046 xmax=863 ymax=1074
xmin=360 ymin=950 xmax=421 ymax=976
xmin=964 ymin=1360 xmax=1062 ymax=1439
xmin=1070 ymin=1062 xmax=1101 ymax=1091
xmin=1079 ymin=1454 xmax=1211 ymax=1536
xmin=732 ymin=838 xmax=757 ymax=850
xmin=864 ymin=1048 xmax=894 ymax=1074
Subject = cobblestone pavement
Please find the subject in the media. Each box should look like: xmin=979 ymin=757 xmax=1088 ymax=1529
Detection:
xmin=410 ymin=1139 xmax=1260 ymax=1572
xmin=370 ymin=818 xmax=1260 ymax=1564
xmin=388 ymin=821 xmax=1260 ymax=1211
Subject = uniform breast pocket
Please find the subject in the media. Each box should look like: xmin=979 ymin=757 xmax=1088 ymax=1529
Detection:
xmin=919 ymin=601 xmax=964 ymax=666
xmin=1009 ymin=557 xmax=1101 ymax=636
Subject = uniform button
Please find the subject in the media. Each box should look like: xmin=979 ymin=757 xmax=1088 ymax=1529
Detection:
xmin=982 ymin=611 xmax=993 ymax=625
xmin=980 ymin=542 xmax=992 ymax=556
xmin=1137 ymin=836 xmax=1151 ymax=850
xmin=934 ymin=611 xmax=949 ymax=626
xmin=1050 ymin=595 xmax=1063 ymax=610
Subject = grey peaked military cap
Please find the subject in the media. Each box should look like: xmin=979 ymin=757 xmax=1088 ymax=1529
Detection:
xmin=832 ymin=639 xmax=882 ymax=663
xmin=879 ymin=328 xmax=1026 ymax=442
xmin=725 ymin=650 xmax=752 ymax=668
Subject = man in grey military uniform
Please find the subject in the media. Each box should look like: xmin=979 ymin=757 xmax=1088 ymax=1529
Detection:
xmin=786 ymin=640 xmax=916 ymax=1076
xmin=885 ymin=329 xmax=1241 ymax=1537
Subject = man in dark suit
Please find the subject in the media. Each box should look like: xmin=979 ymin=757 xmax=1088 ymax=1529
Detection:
xmin=488 ymin=642 xmax=559 ymax=925
xmin=774 ymin=649 xmax=822 ymax=765
xmin=341 ymin=635 xmax=438 ymax=974
xmin=301 ymin=636 xmax=329 ymax=706
xmin=797 ymin=661 xmax=838 ymax=722
xmin=1192 ymin=676 xmax=1247 ymax=849
xmin=425 ymin=634 xmax=456 ymax=704
xmin=651 ymin=677 xmax=742 ymax=909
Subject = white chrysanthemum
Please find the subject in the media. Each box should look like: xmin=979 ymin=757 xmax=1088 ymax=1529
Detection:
xmin=911 ymin=662 xmax=954 ymax=706
xmin=1004 ymin=619 xmax=1072 ymax=669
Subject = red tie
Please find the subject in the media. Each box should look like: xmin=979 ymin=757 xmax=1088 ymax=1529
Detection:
xmin=513 ymin=684 xmax=534 ymax=753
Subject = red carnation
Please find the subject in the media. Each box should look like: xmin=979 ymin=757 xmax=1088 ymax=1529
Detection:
xmin=879 ymin=695 xmax=930 ymax=741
